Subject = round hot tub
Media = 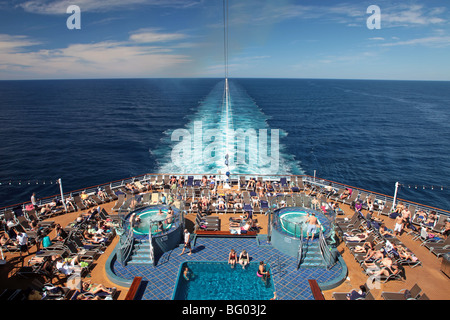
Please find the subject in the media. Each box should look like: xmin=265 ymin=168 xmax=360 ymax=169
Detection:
xmin=270 ymin=206 xmax=331 ymax=258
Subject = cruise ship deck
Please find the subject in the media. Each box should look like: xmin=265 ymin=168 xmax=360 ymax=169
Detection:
xmin=0 ymin=174 xmax=449 ymax=301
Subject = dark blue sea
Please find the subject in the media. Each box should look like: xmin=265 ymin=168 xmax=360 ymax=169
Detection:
xmin=0 ymin=78 xmax=449 ymax=210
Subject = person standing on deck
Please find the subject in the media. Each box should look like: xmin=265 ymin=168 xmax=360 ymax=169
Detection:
xmin=31 ymin=192 xmax=38 ymax=210
xmin=305 ymin=212 xmax=319 ymax=241
xmin=180 ymin=229 xmax=192 ymax=256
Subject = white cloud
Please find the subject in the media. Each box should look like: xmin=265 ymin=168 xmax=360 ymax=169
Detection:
xmin=129 ymin=29 xmax=188 ymax=43
xmin=381 ymin=36 xmax=450 ymax=48
xmin=381 ymin=4 xmax=447 ymax=27
xmin=0 ymin=34 xmax=41 ymax=53
xmin=17 ymin=0 xmax=202 ymax=14
xmin=0 ymin=31 xmax=193 ymax=79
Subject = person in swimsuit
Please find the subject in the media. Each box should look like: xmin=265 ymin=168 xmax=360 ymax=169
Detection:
xmin=305 ymin=213 xmax=320 ymax=241
xmin=183 ymin=266 xmax=191 ymax=281
xmin=257 ymin=261 xmax=270 ymax=284
xmin=228 ymin=249 xmax=237 ymax=268
xmin=239 ymin=250 xmax=249 ymax=269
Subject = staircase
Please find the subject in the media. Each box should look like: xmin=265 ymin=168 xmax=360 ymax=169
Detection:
xmin=298 ymin=239 xmax=326 ymax=268
xmin=126 ymin=239 xmax=154 ymax=265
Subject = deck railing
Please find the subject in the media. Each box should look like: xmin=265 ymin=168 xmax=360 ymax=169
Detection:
xmin=1 ymin=173 xmax=449 ymax=221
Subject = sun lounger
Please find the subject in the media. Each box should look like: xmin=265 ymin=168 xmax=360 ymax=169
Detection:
xmin=104 ymin=185 xmax=118 ymax=201
xmin=332 ymin=283 xmax=370 ymax=300
xmin=149 ymin=192 xmax=159 ymax=205
xmin=431 ymin=214 xmax=447 ymax=233
xmin=381 ymin=283 xmax=422 ymax=300
xmin=112 ymin=193 xmax=125 ymax=212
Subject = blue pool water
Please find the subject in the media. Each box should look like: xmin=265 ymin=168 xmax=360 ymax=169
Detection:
xmin=130 ymin=206 xmax=175 ymax=235
xmin=279 ymin=210 xmax=325 ymax=238
xmin=173 ymin=261 xmax=275 ymax=300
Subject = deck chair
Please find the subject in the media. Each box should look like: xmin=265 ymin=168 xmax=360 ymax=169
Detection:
xmin=344 ymin=191 xmax=359 ymax=206
xmin=185 ymin=176 xmax=194 ymax=187
xmin=381 ymin=283 xmax=422 ymax=300
xmin=17 ymin=216 xmax=33 ymax=232
xmin=118 ymin=196 xmax=132 ymax=213
xmin=68 ymin=238 xmax=102 ymax=260
xmin=4 ymin=209 xmax=19 ymax=227
xmin=379 ymin=201 xmax=393 ymax=216
xmin=424 ymin=234 xmax=450 ymax=251
xmin=73 ymin=195 xmax=87 ymax=211
xmin=141 ymin=193 xmax=151 ymax=204
xmin=89 ymin=194 xmax=104 ymax=205
xmin=416 ymin=293 xmax=430 ymax=300
xmin=196 ymin=216 xmax=219 ymax=231
xmin=149 ymin=192 xmax=159 ymax=205
xmin=134 ymin=180 xmax=146 ymax=192
xmin=362 ymin=291 xmax=375 ymax=300
xmin=431 ymin=214 xmax=447 ymax=233
xmin=285 ymin=196 xmax=294 ymax=207
xmin=290 ymin=177 xmax=299 ymax=192
xmin=430 ymin=247 xmax=450 ymax=258
xmin=104 ymin=185 xmax=118 ymax=201
xmin=332 ymin=284 xmax=370 ymax=300
xmin=418 ymin=227 xmax=443 ymax=247
xmin=26 ymin=209 xmax=55 ymax=228
xmin=329 ymin=188 xmax=344 ymax=202
xmin=380 ymin=264 xmax=406 ymax=283
xmin=112 ymin=194 xmax=125 ymax=212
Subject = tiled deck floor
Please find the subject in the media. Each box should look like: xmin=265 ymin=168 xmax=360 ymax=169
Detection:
xmin=111 ymin=236 xmax=344 ymax=300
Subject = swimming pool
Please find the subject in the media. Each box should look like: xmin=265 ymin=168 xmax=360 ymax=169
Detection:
xmin=130 ymin=206 xmax=176 ymax=235
xmin=172 ymin=261 xmax=275 ymax=300
xmin=276 ymin=207 xmax=325 ymax=238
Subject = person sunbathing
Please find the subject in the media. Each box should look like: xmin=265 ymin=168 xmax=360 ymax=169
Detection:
xmin=396 ymin=245 xmax=418 ymax=261
xmin=344 ymin=230 xmax=370 ymax=242
xmin=81 ymin=280 xmax=115 ymax=295
xmin=379 ymin=224 xmax=394 ymax=238
xmin=369 ymin=261 xmax=400 ymax=279
xmin=340 ymin=188 xmax=351 ymax=200
xmin=363 ymin=248 xmax=385 ymax=265
xmin=353 ymin=241 xmax=374 ymax=254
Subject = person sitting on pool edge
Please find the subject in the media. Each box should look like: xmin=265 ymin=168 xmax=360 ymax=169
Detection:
xmin=239 ymin=250 xmax=249 ymax=269
xmin=228 ymin=249 xmax=237 ymax=268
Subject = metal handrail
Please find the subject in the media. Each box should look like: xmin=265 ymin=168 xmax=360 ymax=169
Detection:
xmin=318 ymin=227 xmax=336 ymax=269
xmin=296 ymin=224 xmax=304 ymax=270
xmin=117 ymin=219 xmax=135 ymax=265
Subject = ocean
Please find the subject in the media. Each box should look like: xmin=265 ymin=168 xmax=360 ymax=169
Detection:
xmin=0 ymin=78 xmax=449 ymax=210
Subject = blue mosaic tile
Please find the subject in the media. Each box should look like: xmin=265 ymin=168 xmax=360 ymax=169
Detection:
xmin=111 ymin=236 xmax=343 ymax=300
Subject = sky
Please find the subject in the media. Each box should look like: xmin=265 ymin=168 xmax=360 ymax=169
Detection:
xmin=0 ymin=0 xmax=449 ymax=80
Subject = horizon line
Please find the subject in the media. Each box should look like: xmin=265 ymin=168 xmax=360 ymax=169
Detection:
xmin=1 ymin=76 xmax=449 ymax=82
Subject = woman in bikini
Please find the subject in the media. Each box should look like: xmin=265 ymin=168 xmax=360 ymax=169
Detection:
xmin=239 ymin=250 xmax=249 ymax=269
xmin=257 ymin=261 xmax=270 ymax=284
xmin=228 ymin=249 xmax=237 ymax=268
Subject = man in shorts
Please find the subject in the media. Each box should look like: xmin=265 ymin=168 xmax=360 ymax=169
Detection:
xmin=16 ymin=232 xmax=29 ymax=265
xmin=394 ymin=215 xmax=404 ymax=236
xmin=179 ymin=229 xmax=192 ymax=256
xmin=306 ymin=213 xmax=319 ymax=241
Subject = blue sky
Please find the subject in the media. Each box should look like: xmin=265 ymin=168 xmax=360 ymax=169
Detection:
xmin=0 ymin=0 xmax=449 ymax=80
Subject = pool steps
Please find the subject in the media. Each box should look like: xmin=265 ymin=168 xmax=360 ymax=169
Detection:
xmin=299 ymin=240 xmax=326 ymax=268
xmin=127 ymin=239 xmax=154 ymax=265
